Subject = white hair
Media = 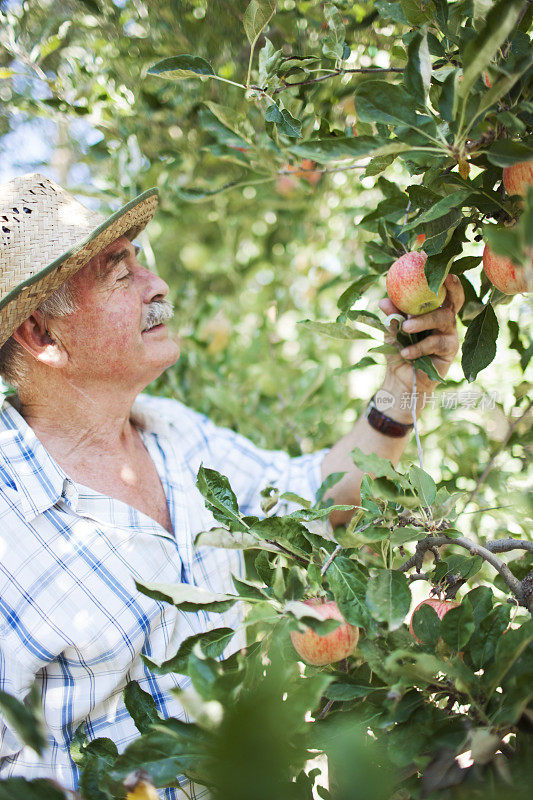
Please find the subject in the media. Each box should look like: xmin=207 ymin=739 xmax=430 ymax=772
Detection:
xmin=0 ymin=280 xmax=78 ymax=389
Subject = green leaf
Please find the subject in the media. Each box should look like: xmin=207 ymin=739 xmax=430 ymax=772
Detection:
xmin=123 ymin=681 xmax=160 ymax=734
xmin=351 ymin=446 xmax=409 ymax=488
xmin=250 ymin=516 xmax=311 ymax=555
xmin=289 ymin=136 xmax=411 ymax=163
xmin=408 ymin=465 xmax=437 ymax=507
xmin=365 ymin=569 xmax=412 ymax=630
xmin=404 ymin=30 xmax=432 ymax=106
xmin=195 ymin=527 xmax=279 ymax=552
xmin=232 ymin=575 xmax=270 ymax=601
xmin=78 ymin=738 xmax=119 ymax=800
xmin=354 ymin=81 xmax=420 ymax=129
xmin=475 ymin=52 xmax=533 ymax=122
xmin=264 ymin=104 xmax=302 ymax=138
xmin=322 ymin=3 xmax=346 ymax=60
xmin=389 ymin=527 xmax=426 ymax=546
xmin=461 ymin=303 xmax=499 ymax=382
xmin=374 ymin=1 xmax=410 ymax=25
xmin=135 ymin=580 xmax=237 ymax=613
xmin=458 ymin=0 xmax=523 ymax=104
xmin=323 ymin=683 xmax=380 ymax=700
xmin=0 ymin=779 xmax=68 ymax=800
xmin=315 ymin=471 xmax=347 ymax=503
xmin=108 ymin=718 xmax=211 ymax=787
xmin=196 ymin=464 xmax=245 ymax=529
xmin=0 ymin=685 xmax=47 ymax=756
xmin=147 ymin=55 xmax=215 ymax=80
xmin=258 ymin=38 xmax=283 ymax=86
xmin=411 ymin=603 xmax=441 ymax=649
xmin=440 ymin=603 xmax=475 ymax=651
xmin=401 ymin=0 xmax=433 ymax=24
xmin=326 ymin=556 xmax=374 ymax=629
xmin=469 ymin=604 xmax=511 ymax=670
xmin=485 ymin=139 xmax=533 ymax=168
xmin=485 ymin=621 xmax=533 ymax=698
xmin=298 ymin=320 xmax=374 ymax=341
xmin=422 ymin=209 xmax=463 ymax=257
xmin=145 ymin=628 xmax=236 ymax=676
xmin=337 ymin=276 xmax=378 ymax=311
xmin=403 ymin=190 xmax=469 ymax=231
xmin=243 ymin=0 xmax=276 ymax=46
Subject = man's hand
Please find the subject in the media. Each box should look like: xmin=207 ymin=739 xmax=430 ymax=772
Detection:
xmin=378 ymin=273 xmax=465 ymax=399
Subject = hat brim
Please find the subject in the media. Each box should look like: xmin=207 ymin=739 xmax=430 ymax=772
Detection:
xmin=0 ymin=187 xmax=159 ymax=346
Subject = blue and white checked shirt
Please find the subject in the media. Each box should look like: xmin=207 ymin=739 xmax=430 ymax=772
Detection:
xmin=0 ymin=392 xmax=328 ymax=797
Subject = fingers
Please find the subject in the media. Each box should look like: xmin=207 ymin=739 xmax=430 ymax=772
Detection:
xmin=400 ymin=332 xmax=459 ymax=361
xmin=442 ymin=273 xmax=465 ymax=314
xmin=378 ymin=298 xmax=403 ymax=317
xmin=402 ymin=305 xmax=456 ymax=335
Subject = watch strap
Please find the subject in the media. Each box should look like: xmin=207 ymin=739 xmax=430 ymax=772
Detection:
xmin=366 ymin=395 xmax=414 ymax=438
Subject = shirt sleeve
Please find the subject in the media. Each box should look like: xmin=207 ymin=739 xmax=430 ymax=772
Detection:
xmin=139 ymin=395 xmax=330 ymax=518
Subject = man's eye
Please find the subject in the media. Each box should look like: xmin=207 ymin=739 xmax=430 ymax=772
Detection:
xmin=118 ymin=272 xmax=131 ymax=281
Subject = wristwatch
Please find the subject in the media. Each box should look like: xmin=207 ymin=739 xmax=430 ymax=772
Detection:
xmin=365 ymin=395 xmax=414 ymax=438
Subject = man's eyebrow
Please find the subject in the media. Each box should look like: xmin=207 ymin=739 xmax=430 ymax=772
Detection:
xmin=98 ymin=245 xmax=141 ymax=278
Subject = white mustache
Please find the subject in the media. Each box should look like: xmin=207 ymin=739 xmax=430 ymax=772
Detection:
xmin=143 ymin=298 xmax=175 ymax=331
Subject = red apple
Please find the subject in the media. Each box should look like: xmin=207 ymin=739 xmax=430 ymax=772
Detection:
xmin=483 ymin=243 xmax=530 ymax=295
xmin=409 ymin=597 xmax=460 ymax=643
xmin=503 ymin=160 xmax=533 ymax=198
xmin=386 ymin=251 xmax=447 ymax=316
xmin=290 ymin=599 xmax=359 ymax=666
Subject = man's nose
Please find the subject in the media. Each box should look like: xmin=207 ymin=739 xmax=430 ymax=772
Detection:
xmin=140 ymin=264 xmax=170 ymax=302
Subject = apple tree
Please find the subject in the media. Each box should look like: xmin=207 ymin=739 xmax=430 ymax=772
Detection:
xmin=0 ymin=1 xmax=532 ymax=799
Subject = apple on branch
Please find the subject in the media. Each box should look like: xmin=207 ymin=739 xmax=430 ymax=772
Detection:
xmin=409 ymin=597 xmax=459 ymax=644
xmin=502 ymin=159 xmax=533 ymax=198
xmin=386 ymin=251 xmax=446 ymax=316
xmin=482 ymin=244 xmax=531 ymax=295
xmin=290 ymin=598 xmax=359 ymax=666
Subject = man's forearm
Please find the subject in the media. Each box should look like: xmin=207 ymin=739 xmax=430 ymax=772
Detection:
xmin=320 ymin=374 xmax=428 ymax=529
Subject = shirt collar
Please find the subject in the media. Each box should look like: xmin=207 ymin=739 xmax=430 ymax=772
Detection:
xmin=0 ymin=392 xmax=165 ymax=523
xmin=0 ymin=394 xmax=70 ymax=522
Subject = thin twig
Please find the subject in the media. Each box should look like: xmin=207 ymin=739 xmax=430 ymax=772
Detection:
xmin=461 ymin=399 xmax=533 ymax=513
xmin=317 ymin=699 xmax=335 ymax=720
xmin=321 ymin=544 xmax=343 ymax=576
xmin=269 ymin=66 xmax=403 ymax=94
xmin=411 ymin=367 xmax=424 ymax=470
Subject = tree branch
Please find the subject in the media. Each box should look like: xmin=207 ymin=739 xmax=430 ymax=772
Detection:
xmin=398 ymin=535 xmax=528 ymax=604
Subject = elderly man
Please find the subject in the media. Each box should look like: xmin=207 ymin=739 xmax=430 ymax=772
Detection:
xmin=0 ymin=174 xmax=464 ymax=795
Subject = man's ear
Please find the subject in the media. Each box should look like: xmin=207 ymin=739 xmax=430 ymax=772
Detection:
xmin=12 ymin=312 xmax=68 ymax=368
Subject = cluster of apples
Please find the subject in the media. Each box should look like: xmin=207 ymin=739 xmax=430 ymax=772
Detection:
xmin=385 ymin=160 xmax=533 ymax=316
xmin=482 ymin=159 xmax=533 ymax=295
xmin=290 ymin=596 xmax=458 ymax=665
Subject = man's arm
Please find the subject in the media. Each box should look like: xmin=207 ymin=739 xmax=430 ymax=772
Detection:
xmin=321 ymin=274 xmax=465 ymax=528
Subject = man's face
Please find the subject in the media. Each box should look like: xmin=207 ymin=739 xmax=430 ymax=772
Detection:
xmin=52 ymin=236 xmax=180 ymax=390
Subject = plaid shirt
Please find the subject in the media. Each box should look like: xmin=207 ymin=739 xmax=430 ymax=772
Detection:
xmin=0 ymin=393 xmax=328 ymax=797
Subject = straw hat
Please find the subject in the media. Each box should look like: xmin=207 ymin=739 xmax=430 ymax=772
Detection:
xmin=0 ymin=173 xmax=159 ymax=347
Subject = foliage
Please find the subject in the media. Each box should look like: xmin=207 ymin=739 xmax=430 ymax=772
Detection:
xmin=0 ymin=0 xmax=532 ymax=799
